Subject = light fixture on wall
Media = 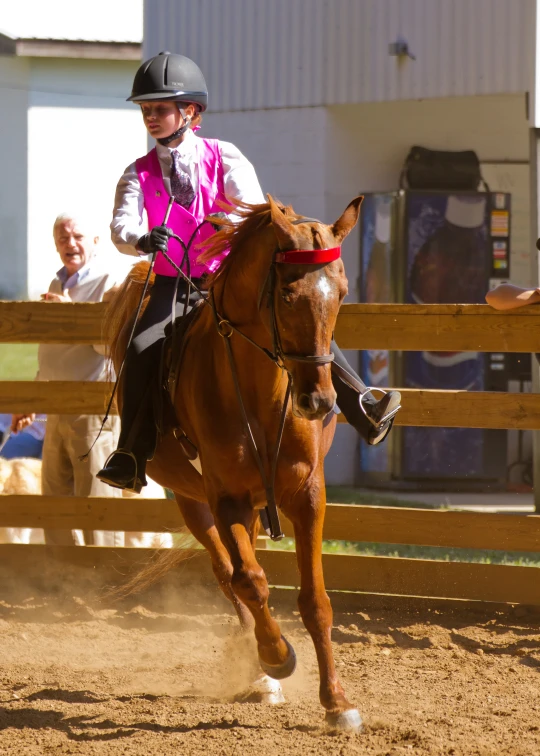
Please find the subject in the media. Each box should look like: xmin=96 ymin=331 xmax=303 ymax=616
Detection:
xmin=388 ymin=38 xmax=416 ymax=61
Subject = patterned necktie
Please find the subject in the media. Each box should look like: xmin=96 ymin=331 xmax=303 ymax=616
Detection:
xmin=170 ymin=151 xmax=195 ymax=208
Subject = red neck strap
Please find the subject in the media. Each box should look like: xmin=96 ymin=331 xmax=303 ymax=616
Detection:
xmin=275 ymin=247 xmax=341 ymax=264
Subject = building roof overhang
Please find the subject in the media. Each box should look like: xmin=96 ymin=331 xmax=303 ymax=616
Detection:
xmin=0 ymin=33 xmax=141 ymax=60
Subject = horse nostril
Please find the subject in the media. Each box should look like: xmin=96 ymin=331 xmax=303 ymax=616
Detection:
xmin=298 ymin=393 xmax=319 ymax=414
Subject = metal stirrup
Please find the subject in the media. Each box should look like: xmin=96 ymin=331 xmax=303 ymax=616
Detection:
xmin=359 ymin=387 xmax=401 ymax=429
xmin=100 ymin=449 xmax=140 ymax=490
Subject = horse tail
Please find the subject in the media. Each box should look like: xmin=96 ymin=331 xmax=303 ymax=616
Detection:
xmin=103 ymin=528 xmax=201 ymax=601
xmin=103 ymin=261 xmax=155 ymax=364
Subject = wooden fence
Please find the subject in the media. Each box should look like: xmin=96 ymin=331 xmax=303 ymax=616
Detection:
xmin=1 ymin=300 xmax=540 ymax=606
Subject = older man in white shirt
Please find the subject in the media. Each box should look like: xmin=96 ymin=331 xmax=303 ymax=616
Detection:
xmin=11 ymin=213 xmax=125 ymax=546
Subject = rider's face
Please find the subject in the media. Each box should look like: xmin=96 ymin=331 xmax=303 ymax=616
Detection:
xmin=140 ymin=101 xmax=182 ymax=140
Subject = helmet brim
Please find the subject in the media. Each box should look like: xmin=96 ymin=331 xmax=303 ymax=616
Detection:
xmin=128 ymin=90 xmax=207 ymax=111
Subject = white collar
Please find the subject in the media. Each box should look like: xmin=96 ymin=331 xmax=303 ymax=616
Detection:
xmin=156 ymin=128 xmax=197 ymax=162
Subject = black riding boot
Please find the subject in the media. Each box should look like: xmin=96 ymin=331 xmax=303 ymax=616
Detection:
xmin=97 ymin=275 xmax=203 ymax=493
xmin=330 ymin=341 xmax=401 ymax=445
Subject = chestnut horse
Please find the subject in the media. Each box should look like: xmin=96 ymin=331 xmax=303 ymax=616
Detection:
xmin=105 ymin=195 xmax=363 ymax=731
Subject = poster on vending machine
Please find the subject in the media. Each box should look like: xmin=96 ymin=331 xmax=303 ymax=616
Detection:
xmin=403 ymin=193 xmax=489 ymax=478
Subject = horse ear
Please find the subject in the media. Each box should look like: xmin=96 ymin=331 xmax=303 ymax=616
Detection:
xmin=331 ymin=196 xmax=364 ymax=243
xmin=268 ymin=194 xmax=296 ymax=250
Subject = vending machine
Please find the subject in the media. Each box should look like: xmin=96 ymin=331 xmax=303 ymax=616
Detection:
xmin=359 ymin=190 xmax=513 ymax=486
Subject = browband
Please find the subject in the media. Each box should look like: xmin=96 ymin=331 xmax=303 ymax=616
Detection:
xmin=275 ymin=247 xmax=341 ymax=264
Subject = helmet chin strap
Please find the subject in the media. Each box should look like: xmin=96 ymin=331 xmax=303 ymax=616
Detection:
xmin=157 ymin=106 xmax=192 ymax=146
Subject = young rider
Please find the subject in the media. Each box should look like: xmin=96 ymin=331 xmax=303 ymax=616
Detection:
xmin=97 ymin=52 xmax=401 ymax=492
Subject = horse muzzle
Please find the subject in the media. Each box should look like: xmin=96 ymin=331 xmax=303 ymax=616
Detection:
xmin=292 ymin=387 xmax=337 ymax=421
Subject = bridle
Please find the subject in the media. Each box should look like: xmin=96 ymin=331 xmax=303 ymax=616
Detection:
xmin=255 ymin=216 xmax=340 ymax=369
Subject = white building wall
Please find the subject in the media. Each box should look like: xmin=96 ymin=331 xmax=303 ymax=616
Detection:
xmin=145 ymin=0 xmax=534 ymax=111
xmin=0 ymin=58 xmax=30 ymax=298
xmin=26 ymin=59 xmax=146 ymax=297
xmin=201 ymin=107 xmax=328 ymax=220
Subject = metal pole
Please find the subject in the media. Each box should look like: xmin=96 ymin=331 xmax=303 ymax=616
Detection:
xmin=530 ymin=127 xmax=540 ymax=512
xmin=530 ymin=1 xmax=540 ymax=510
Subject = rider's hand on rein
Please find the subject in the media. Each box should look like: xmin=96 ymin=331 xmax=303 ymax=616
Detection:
xmin=137 ymin=225 xmax=172 ymax=255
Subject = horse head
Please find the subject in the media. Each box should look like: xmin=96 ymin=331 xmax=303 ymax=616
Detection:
xmin=267 ymin=194 xmax=363 ymax=421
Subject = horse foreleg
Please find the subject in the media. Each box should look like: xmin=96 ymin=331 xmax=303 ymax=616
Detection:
xmin=285 ymin=479 xmax=362 ymax=732
xmin=174 ymin=493 xmax=253 ymax=631
xmin=212 ymin=495 xmax=296 ymax=680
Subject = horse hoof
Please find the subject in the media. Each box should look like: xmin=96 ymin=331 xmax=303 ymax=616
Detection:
xmin=325 ymin=708 xmax=363 ymax=733
xmin=259 ymin=636 xmax=297 ymax=680
xmin=252 ymin=674 xmax=286 ymax=704
xmin=233 ymin=674 xmax=285 ymax=705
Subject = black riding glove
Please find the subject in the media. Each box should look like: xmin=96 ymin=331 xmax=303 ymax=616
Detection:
xmin=137 ymin=225 xmax=171 ymax=255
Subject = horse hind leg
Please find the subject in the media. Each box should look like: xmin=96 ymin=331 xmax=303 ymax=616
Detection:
xmin=174 ymin=494 xmax=253 ymax=631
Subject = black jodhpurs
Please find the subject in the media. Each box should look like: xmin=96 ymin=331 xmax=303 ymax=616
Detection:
xmin=117 ymin=275 xmax=203 ymax=459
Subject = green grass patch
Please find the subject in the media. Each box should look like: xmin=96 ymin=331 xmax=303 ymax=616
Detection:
xmin=267 ymin=536 xmax=540 ymax=567
xmin=0 ymin=344 xmax=38 ymax=381
xmin=326 ymin=485 xmax=441 ymax=510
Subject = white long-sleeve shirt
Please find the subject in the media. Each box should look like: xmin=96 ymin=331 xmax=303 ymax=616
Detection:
xmin=111 ymin=129 xmax=265 ymax=256
xmin=37 ymin=257 xmax=122 ymax=382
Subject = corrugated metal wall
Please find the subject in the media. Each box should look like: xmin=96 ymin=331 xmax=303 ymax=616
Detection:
xmin=144 ymin=0 xmax=535 ymax=112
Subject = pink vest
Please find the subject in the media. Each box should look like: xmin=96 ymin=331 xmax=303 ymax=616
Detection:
xmin=136 ymin=138 xmax=228 ymax=277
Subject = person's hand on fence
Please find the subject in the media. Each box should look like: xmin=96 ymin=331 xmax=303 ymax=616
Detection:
xmin=10 ymin=414 xmax=36 ymax=434
xmin=485 ymin=284 xmax=540 ymax=311
xmin=41 ymin=289 xmax=71 ymax=303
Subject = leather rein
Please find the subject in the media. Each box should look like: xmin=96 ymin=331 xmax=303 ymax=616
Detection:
xmin=158 ymin=213 xmax=341 ymax=541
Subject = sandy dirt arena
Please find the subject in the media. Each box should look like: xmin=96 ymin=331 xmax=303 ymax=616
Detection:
xmin=1 ymin=570 xmax=540 ymax=756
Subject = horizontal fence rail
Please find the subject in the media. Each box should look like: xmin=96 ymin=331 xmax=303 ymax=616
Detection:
xmin=2 ymin=300 xmax=540 ymax=352
xmin=1 ymin=501 xmax=539 ymax=605
xmin=334 ymin=303 xmax=540 ymax=352
xmin=1 ymin=498 xmax=539 ymax=552
xmin=2 ymin=544 xmax=540 ymax=606
xmin=1 ymin=382 xmax=539 ymax=430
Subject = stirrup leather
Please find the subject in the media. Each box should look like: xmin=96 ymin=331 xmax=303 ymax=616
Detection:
xmin=359 ymin=387 xmax=401 ymax=429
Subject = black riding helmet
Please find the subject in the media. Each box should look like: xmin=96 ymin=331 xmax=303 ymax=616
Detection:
xmin=129 ymin=52 xmax=208 ymax=145
xmin=128 ymin=51 xmax=208 ymax=111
